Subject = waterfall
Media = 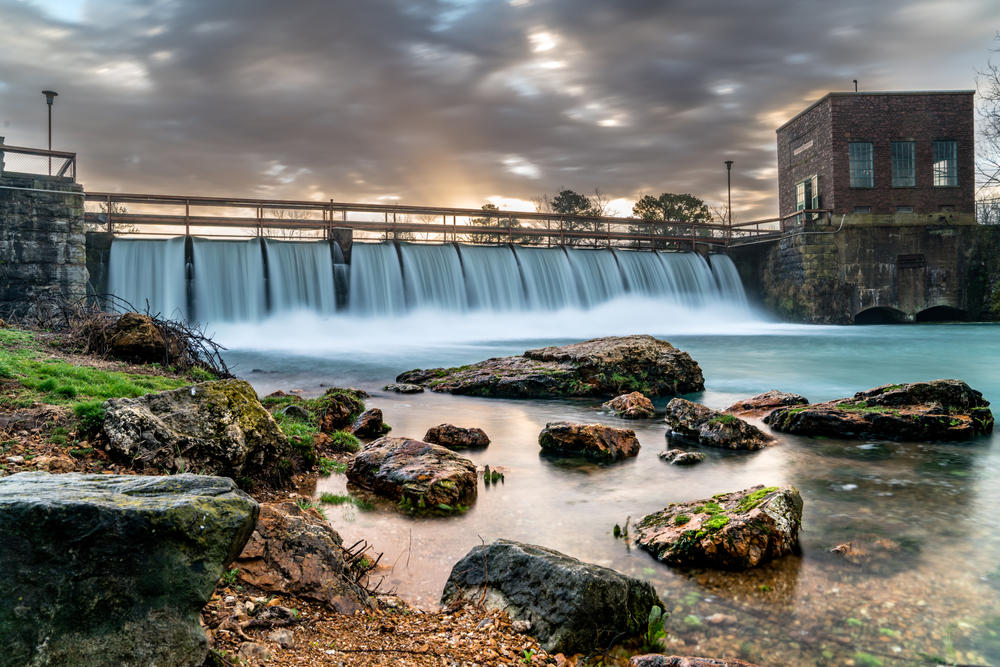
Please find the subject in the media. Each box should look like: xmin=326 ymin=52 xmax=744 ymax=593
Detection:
xmin=512 ymin=245 xmax=581 ymax=310
xmin=104 ymin=237 xmax=749 ymax=322
xmin=348 ymin=242 xmax=405 ymax=316
xmin=264 ymin=239 xmax=336 ymax=314
xmin=108 ymin=237 xmax=188 ymax=319
xmin=191 ymin=238 xmax=266 ymax=322
xmin=456 ymin=244 xmax=526 ymax=311
xmin=398 ymin=242 xmax=467 ymax=311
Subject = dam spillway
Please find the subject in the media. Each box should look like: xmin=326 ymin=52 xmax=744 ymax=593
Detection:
xmin=106 ymin=238 xmax=747 ymax=322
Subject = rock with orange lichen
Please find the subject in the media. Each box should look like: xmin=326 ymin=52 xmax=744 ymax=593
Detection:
xmin=724 ymin=390 xmax=809 ymax=417
xmin=346 ymin=437 xmax=478 ymax=507
xmin=538 ymin=422 xmax=640 ymax=461
xmin=603 ymin=391 xmax=656 ymax=419
xmin=630 ymin=656 xmax=763 ymax=667
xmin=234 ymin=501 xmax=371 ymax=615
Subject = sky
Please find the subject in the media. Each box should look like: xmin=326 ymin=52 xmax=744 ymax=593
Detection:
xmin=1 ymin=0 xmax=999 ymax=220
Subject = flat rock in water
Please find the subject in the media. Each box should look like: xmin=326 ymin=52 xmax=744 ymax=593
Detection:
xmin=634 ymin=485 xmax=803 ymax=570
xmin=603 ymin=391 xmax=656 ymax=418
xmin=441 ymin=539 xmax=662 ymax=655
xmin=424 ymin=423 xmax=490 ymax=449
xmin=659 ymin=449 xmax=705 ymax=465
xmin=724 ymin=390 xmax=809 ymax=417
xmin=0 ymin=472 xmax=258 ymax=667
xmin=764 ymin=379 xmax=994 ymax=440
xmin=538 ymin=422 xmax=640 ymax=461
xmin=383 ymin=383 xmax=424 ymax=394
xmin=665 ymin=398 xmax=775 ymax=451
xmin=102 ymin=379 xmax=293 ymax=489
xmin=346 ymin=437 xmax=477 ymax=507
xmin=396 ymin=335 xmax=704 ymax=398
xmin=631 ymin=656 xmax=763 ymax=667
xmin=234 ymin=501 xmax=370 ymax=614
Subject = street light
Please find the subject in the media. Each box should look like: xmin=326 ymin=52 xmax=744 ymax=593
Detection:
xmin=725 ymin=160 xmax=734 ymax=245
xmin=42 ymin=90 xmax=58 ymax=175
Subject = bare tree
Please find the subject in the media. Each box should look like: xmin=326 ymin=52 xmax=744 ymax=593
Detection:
xmin=977 ymin=33 xmax=1000 ymax=204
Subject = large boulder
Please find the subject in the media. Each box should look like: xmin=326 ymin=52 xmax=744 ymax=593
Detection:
xmin=104 ymin=312 xmax=186 ymax=365
xmin=724 ymin=390 xmax=809 ymax=417
xmin=234 ymin=501 xmax=371 ymax=614
xmin=764 ymin=379 xmax=994 ymax=440
xmin=346 ymin=437 xmax=477 ymax=507
xmin=603 ymin=391 xmax=656 ymax=419
xmin=634 ymin=485 xmax=802 ymax=570
xmin=631 ymin=657 xmax=763 ymax=667
xmin=665 ymin=398 xmax=775 ymax=451
xmin=441 ymin=539 xmax=662 ymax=655
xmin=0 ymin=472 xmax=258 ymax=667
xmin=538 ymin=422 xmax=641 ymax=461
xmin=423 ymin=423 xmax=490 ymax=449
xmin=102 ymin=379 xmax=293 ymax=489
xmin=396 ymin=335 xmax=704 ymax=398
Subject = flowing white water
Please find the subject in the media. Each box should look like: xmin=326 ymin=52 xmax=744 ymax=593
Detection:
xmin=191 ymin=238 xmax=266 ymax=323
xmin=105 ymin=238 xmax=749 ymax=322
xmin=264 ymin=239 xmax=336 ymax=315
xmin=108 ymin=237 xmax=188 ymax=319
xmin=397 ymin=242 xmax=468 ymax=311
xmin=456 ymin=244 xmax=526 ymax=311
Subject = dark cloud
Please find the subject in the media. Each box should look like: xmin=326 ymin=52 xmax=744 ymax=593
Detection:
xmin=1 ymin=0 xmax=997 ymax=218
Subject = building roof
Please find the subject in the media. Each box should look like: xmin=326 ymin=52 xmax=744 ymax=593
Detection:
xmin=775 ymin=90 xmax=976 ymax=133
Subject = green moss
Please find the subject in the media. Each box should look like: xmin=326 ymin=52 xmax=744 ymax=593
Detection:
xmin=707 ymin=414 xmax=738 ymax=426
xmin=737 ymin=486 xmax=779 ymax=513
xmin=702 ymin=515 xmax=730 ymax=531
xmin=674 ymin=514 xmax=690 ymax=525
xmin=694 ymin=501 xmax=723 ymax=514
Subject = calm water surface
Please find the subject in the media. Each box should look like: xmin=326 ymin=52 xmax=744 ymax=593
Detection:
xmin=219 ymin=312 xmax=1000 ymax=667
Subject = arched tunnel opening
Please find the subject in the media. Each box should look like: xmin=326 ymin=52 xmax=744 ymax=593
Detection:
xmin=854 ymin=307 xmax=909 ymax=325
xmin=915 ymin=306 xmax=967 ymax=322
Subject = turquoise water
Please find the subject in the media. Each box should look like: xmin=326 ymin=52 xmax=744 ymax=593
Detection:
xmin=222 ymin=314 xmax=1000 ymax=666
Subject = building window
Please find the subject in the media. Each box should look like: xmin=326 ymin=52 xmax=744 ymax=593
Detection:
xmin=795 ymin=175 xmax=819 ymax=223
xmin=896 ymin=206 xmax=914 ymax=213
xmin=891 ymin=141 xmax=915 ymax=187
xmin=933 ymin=141 xmax=958 ymax=186
xmin=849 ymin=143 xmax=874 ymax=187
xmin=854 ymin=206 xmax=871 ymax=213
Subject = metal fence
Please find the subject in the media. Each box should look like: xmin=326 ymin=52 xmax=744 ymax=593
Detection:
xmin=0 ymin=143 xmax=76 ymax=181
xmin=83 ymin=191 xmax=744 ymax=249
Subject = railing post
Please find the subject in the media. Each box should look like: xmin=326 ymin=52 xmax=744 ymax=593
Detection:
xmin=507 ymin=213 xmax=512 ymax=244
xmin=649 ymin=220 xmax=654 ymax=250
xmin=107 ymin=194 xmax=112 ymax=234
xmin=560 ymin=217 xmax=564 ymax=246
xmin=453 ymin=214 xmax=456 ymax=243
xmin=185 ymin=199 xmax=190 ymax=236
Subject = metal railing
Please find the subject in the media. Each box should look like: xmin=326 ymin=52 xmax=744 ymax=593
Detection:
xmin=0 ymin=143 xmax=76 ymax=182
xmin=83 ymin=191 xmax=736 ymax=249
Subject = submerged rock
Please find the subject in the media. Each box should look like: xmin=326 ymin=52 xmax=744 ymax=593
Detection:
xmin=0 ymin=472 xmax=258 ymax=667
xmin=423 ymin=423 xmax=490 ymax=449
xmin=383 ymin=383 xmax=424 ymax=394
xmin=659 ymin=449 xmax=705 ymax=465
xmin=396 ymin=335 xmax=704 ymax=398
xmin=631 ymin=657 xmax=763 ymax=667
xmin=234 ymin=501 xmax=370 ymax=614
xmin=665 ymin=398 xmax=775 ymax=451
xmin=538 ymin=422 xmax=641 ymax=461
xmin=603 ymin=391 xmax=656 ymax=419
xmin=764 ymin=379 xmax=994 ymax=440
xmin=634 ymin=485 xmax=803 ymax=570
xmin=724 ymin=390 xmax=809 ymax=417
xmin=346 ymin=437 xmax=477 ymax=507
xmin=103 ymin=378 xmax=293 ymax=488
xmin=350 ymin=408 xmax=387 ymax=439
xmin=441 ymin=539 xmax=662 ymax=655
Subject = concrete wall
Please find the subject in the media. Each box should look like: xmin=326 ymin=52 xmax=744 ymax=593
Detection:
xmin=0 ymin=176 xmax=87 ymax=319
xmin=729 ymin=214 xmax=987 ymax=324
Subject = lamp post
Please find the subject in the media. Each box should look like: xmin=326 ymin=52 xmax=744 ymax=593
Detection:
xmin=42 ymin=90 xmax=58 ymax=175
xmin=724 ymin=160 xmax=734 ymax=245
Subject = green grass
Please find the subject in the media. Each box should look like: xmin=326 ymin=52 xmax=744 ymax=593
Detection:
xmin=318 ymin=457 xmax=347 ymax=476
xmin=707 ymin=414 xmax=738 ymax=426
xmin=329 ymin=430 xmax=360 ymax=453
xmin=0 ymin=328 xmax=197 ymax=432
xmin=319 ymin=492 xmax=374 ymax=511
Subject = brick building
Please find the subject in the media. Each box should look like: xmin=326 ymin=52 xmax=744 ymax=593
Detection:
xmin=775 ymin=91 xmax=975 ymax=222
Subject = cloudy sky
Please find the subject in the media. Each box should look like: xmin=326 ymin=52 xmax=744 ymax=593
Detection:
xmin=1 ymin=0 xmax=998 ymax=219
